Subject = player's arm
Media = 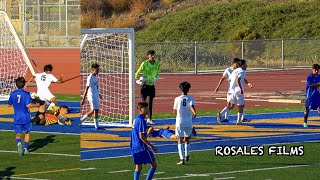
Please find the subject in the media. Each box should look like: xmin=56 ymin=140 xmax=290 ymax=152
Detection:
xmin=81 ymin=86 xmax=89 ymax=106
xmin=139 ymin=132 xmax=158 ymax=153
xmin=244 ymin=78 xmax=253 ymax=88
xmin=57 ymin=73 xmax=64 ymax=84
xmin=237 ymin=77 xmax=243 ymax=94
xmin=27 ymin=103 xmax=40 ymax=109
xmin=215 ymin=76 xmax=227 ymax=93
xmin=135 ymin=62 xmax=144 ymax=79
xmin=173 ymin=98 xmax=178 ymax=115
xmin=310 ymin=83 xmax=320 ymax=88
xmin=147 ymin=126 xmax=154 ymax=136
xmin=190 ymin=105 xmax=197 ymax=118
xmin=24 ymin=75 xmax=35 ymax=89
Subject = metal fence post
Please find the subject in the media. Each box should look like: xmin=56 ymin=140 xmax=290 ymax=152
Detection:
xmin=241 ymin=41 xmax=244 ymax=59
xmin=194 ymin=41 xmax=198 ymax=74
xmin=281 ymin=38 xmax=284 ymax=69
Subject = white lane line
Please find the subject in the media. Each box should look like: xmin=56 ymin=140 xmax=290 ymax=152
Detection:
xmin=81 ymin=168 xmax=96 ymax=171
xmin=108 ymin=170 xmax=131 ymax=173
xmin=143 ymin=172 xmax=166 ymax=175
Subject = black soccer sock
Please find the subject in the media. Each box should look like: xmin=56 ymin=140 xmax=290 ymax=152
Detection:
xmin=304 ymin=111 xmax=309 ymax=123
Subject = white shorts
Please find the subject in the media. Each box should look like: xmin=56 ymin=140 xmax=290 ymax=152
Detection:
xmin=37 ymin=91 xmax=55 ymax=104
xmin=175 ymin=127 xmax=193 ymax=137
xmin=228 ymin=93 xmax=245 ymax=106
xmin=88 ymin=99 xmax=99 ymax=110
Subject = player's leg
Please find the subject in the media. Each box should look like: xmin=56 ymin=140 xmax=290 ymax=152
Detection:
xmin=14 ymin=124 xmax=23 ymax=156
xmin=48 ymin=96 xmax=58 ymax=109
xmin=177 ymin=133 xmax=185 ymax=165
xmin=303 ymin=108 xmax=310 ymax=127
xmin=134 ymin=164 xmax=142 ymax=180
xmin=236 ymin=94 xmax=245 ymax=125
xmin=146 ymin=161 xmax=157 ymax=180
xmin=93 ymin=109 xmax=99 ymax=129
xmin=184 ymin=135 xmax=191 ymax=162
xmin=23 ymin=132 xmax=30 ymax=154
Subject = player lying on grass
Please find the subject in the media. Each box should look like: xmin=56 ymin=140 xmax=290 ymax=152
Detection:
xmin=303 ymin=63 xmax=320 ymax=128
xmin=32 ymin=105 xmax=71 ymax=125
xmin=8 ymin=77 xmax=40 ymax=156
xmin=25 ymin=64 xmax=63 ymax=122
xmin=147 ymin=126 xmax=197 ymax=139
xmin=215 ymin=57 xmax=252 ymax=124
xmin=174 ymin=81 xmax=197 ymax=165
xmin=130 ymin=102 xmax=157 ymax=180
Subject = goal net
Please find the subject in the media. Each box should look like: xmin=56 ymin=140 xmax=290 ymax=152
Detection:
xmin=80 ymin=28 xmax=135 ymax=127
xmin=0 ymin=10 xmax=35 ymax=100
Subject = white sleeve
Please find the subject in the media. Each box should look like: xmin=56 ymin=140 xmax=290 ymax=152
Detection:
xmin=50 ymin=74 xmax=58 ymax=82
xmin=173 ymin=98 xmax=178 ymax=110
xmin=222 ymin=69 xmax=229 ymax=78
xmin=189 ymin=97 xmax=195 ymax=106
xmin=86 ymin=75 xmax=91 ymax=87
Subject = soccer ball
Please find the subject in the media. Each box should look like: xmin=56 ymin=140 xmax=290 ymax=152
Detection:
xmin=30 ymin=92 xmax=37 ymax=99
xmin=136 ymin=76 xmax=146 ymax=85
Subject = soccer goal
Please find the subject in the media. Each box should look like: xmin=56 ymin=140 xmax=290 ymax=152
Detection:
xmin=0 ymin=10 xmax=35 ymax=100
xmin=81 ymin=28 xmax=135 ymax=127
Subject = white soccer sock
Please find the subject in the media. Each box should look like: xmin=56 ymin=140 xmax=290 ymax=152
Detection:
xmin=47 ymin=102 xmax=55 ymax=110
xmin=241 ymin=109 xmax=245 ymax=120
xmin=80 ymin=115 xmax=88 ymax=124
xmin=220 ymin=107 xmax=229 ymax=116
xmin=178 ymin=144 xmax=184 ymax=160
xmin=94 ymin=118 xmax=99 ymax=129
xmin=225 ymin=109 xmax=230 ymax=120
xmin=185 ymin=143 xmax=190 ymax=157
xmin=237 ymin=113 xmax=243 ymax=124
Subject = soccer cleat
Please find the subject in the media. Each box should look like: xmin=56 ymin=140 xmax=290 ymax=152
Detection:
xmin=192 ymin=127 xmax=197 ymax=137
xmin=221 ymin=119 xmax=229 ymax=123
xmin=303 ymin=123 xmax=308 ymax=128
xmin=242 ymin=118 xmax=251 ymax=122
xmin=147 ymin=119 xmax=155 ymax=124
xmin=236 ymin=122 xmax=243 ymax=126
xmin=17 ymin=142 xmax=23 ymax=156
xmin=185 ymin=156 xmax=190 ymax=162
xmin=177 ymin=160 xmax=185 ymax=165
xmin=217 ymin=112 xmax=222 ymax=124
xmin=23 ymin=148 xmax=29 ymax=155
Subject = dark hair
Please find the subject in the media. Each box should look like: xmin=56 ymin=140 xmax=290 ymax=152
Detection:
xmin=232 ymin=58 xmax=240 ymax=64
xmin=179 ymin=81 xmax=191 ymax=93
xmin=237 ymin=59 xmax=247 ymax=67
xmin=15 ymin=77 xmax=25 ymax=88
xmin=44 ymin=64 xmax=53 ymax=72
xmin=312 ymin=64 xmax=320 ymax=70
xmin=147 ymin=50 xmax=155 ymax=55
xmin=60 ymin=105 xmax=69 ymax=111
xmin=91 ymin=63 xmax=99 ymax=69
xmin=137 ymin=101 xmax=148 ymax=109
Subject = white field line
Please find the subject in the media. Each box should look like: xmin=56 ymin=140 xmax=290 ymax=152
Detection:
xmin=0 ymin=150 xmax=79 ymax=157
xmin=0 ymin=176 xmax=50 ymax=180
xmin=0 ymin=129 xmax=80 ymax=135
xmin=80 ymin=139 xmax=320 ymax=161
xmin=108 ymin=170 xmax=131 ymax=173
xmin=81 ymin=168 xmax=96 ymax=171
xmin=153 ymin=164 xmax=319 ymax=179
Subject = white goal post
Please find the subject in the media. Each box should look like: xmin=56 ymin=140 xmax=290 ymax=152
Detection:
xmin=0 ymin=10 xmax=35 ymax=100
xmin=80 ymin=28 xmax=135 ymax=127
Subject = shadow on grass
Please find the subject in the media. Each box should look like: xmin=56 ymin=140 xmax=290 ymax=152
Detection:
xmin=0 ymin=167 xmax=15 ymax=180
xmin=29 ymin=135 xmax=56 ymax=152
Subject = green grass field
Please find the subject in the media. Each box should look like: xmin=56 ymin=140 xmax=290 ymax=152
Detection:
xmin=0 ymin=131 xmax=80 ymax=179
xmin=81 ymin=142 xmax=320 ymax=179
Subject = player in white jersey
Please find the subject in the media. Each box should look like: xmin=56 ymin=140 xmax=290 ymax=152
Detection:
xmin=228 ymin=59 xmax=251 ymax=125
xmin=80 ymin=63 xmax=101 ymax=129
xmin=215 ymin=58 xmax=252 ymax=124
xmin=173 ymin=82 xmax=196 ymax=165
xmin=25 ymin=64 xmax=63 ymax=121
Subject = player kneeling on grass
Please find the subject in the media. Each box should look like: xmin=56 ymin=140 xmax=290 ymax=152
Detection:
xmin=130 ymin=102 xmax=158 ymax=180
xmin=32 ymin=105 xmax=71 ymax=125
xmin=303 ymin=64 xmax=320 ymax=128
xmin=25 ymin=64 xmax=63 ymax=122
xmin=80 ymin=63 xmax=102 ymax=129
xmin=174 ymin=82 xmax=197 ymax=165
xmin=8 ymin=77 xmax=40 ymax=156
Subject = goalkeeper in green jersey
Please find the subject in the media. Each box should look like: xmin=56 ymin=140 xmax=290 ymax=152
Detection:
xmin=135 ymin=50 xmax=160 ymax=124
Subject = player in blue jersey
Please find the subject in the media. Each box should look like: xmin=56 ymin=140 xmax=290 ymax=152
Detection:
xmin=130 ymin=102 xmax=158 ymax=180
xmin=304 ymin=64 xmax=320 ymax=127
xmin=147 ymin=126 xmax=197 ymax=139
xmin=8 ymin=77 xmax=39 ymax=156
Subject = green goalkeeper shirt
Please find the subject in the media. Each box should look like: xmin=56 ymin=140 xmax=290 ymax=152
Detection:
xmin=135 ymin=59 xmax=160 ymax=86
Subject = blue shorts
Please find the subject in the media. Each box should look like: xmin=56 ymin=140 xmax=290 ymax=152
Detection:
xmin=132 ymin=149 xmax=156 ymax=165
xmin=14 ymin=123 xmax=32 ymax=134
xmin=305 ymin=98 xmax=320 ymax=110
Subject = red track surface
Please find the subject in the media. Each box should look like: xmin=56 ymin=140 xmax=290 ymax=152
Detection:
xmin=24 ymin=48 xmax=80 ymax=95
xmin=138 ymin=69 xmax=310 ymax=113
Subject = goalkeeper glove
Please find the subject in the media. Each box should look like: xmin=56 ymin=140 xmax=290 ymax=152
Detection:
xmin=152 ymin=78 xmax=158 ymax=84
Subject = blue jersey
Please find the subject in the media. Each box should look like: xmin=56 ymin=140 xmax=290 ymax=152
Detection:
xmin=149 ymin=128 xmax=174 ymax=138
xmin=305 ymin=73 xmax=320 ymax=110
xmin=8 ymin=89 xmax=32 ymax=124
xmin=130 ymin=114 xmax=148 ymax=153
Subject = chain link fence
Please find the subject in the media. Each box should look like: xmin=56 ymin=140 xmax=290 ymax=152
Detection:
xmin=136 ymin=38 xmax=320 ymax=74
xmin=0 ymin=0 xmax=80 ymax=47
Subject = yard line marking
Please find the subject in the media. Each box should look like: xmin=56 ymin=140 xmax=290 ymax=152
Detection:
xmin=143 ymin=172 xmax=165 ymax=175
xmin=108 ymin=170 xmax=131 ymax=173
xmin=0 ymin=129 xmax=80 ymax=135
xmin=153 ymin=164 xmax=319 ymax=179
xmin=81 ymin=168 xmax=96 ymax=171
xmin=13 ymin=168 xmax=81 ymax=177
xmin=214 ymin=177 xmax=235 ymax=180
xmin=0 ymin=177 xmax=50 ymax=180
xmin=0 ymin=150 xmax=80 ymax=157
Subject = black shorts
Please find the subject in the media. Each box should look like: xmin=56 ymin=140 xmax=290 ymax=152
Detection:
xmin=140 ymin=85 xmax=155 ymax=99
